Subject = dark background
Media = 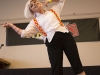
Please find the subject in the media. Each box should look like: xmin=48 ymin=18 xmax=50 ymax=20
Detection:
xmin=6 ymin=18 xmax=100 ymax=46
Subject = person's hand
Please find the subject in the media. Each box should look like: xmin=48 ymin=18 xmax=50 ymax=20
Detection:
xmin=41 ymin=0 xmax=50 ymax=7
xmin=2 ymin=23 xmax=13 ymax=28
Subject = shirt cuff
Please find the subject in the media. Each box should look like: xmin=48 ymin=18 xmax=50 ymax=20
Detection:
xmin=21 ymin=30 xmax=26 ymax=38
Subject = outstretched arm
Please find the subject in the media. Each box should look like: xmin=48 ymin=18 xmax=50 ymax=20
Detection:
xmin=2 ymin=21 xmax=39 ymax=38
xmin=2 ymin=23 xmax=22 ymax=35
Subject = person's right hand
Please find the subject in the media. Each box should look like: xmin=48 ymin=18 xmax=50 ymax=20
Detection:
xmin=2 ymin=23 xmax=13 ymax=28
xmin=41 ymin=0 xmax=50 ymax=7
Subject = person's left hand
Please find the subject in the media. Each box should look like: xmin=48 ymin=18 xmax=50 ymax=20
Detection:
xmin=41 ymin=0 xmax=50 ymax=7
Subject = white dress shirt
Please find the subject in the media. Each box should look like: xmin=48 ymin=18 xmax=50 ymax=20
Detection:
xmin=21 ymin=0 xmax=69 ymax=43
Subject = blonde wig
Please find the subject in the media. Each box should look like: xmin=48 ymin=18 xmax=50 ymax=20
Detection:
xmin=24 ymin=0 xmax=35 ymax=19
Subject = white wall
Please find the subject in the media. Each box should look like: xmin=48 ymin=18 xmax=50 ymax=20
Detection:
xmin=0 ymin=0 xmax=100 ymax=69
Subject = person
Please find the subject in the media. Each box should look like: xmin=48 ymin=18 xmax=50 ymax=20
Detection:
xmin=2 ymin=0 xmax=86 ymax=75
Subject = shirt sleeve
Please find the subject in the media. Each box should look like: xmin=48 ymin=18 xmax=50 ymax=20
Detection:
xmin=21 ymin=20 xmax=39 ymax=38
xmin=51 ymin=0 xmax=65 ymax=14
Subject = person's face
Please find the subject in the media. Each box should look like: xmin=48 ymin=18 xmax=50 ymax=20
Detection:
xmin=29 ymin=0 xmax=42 ymax=13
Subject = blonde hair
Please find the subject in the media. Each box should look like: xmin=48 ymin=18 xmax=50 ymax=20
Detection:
xmin=24 ymin=0 xmax=35 ymax=19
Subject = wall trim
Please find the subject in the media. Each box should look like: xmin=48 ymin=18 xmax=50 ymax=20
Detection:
xmin=0 ymin=12 xmax=100 ymax=25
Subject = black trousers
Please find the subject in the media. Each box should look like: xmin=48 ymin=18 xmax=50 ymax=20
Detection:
xmin=45 ymin=32 xmax=83 ymax=75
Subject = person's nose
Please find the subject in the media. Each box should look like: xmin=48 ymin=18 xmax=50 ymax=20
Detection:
xmin=33 ymin=3 xmax=36 ymax=6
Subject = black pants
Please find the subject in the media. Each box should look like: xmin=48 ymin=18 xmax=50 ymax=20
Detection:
xmin=45 ymin=32 xmax=83 ymax=75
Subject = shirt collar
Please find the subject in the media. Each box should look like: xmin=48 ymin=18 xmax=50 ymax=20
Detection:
xmin=34 ymin=10 xmax=47 ymax=17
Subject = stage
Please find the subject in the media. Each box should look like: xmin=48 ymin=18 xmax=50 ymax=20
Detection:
xmin=0 ymin=66 xmax=100 ymax=75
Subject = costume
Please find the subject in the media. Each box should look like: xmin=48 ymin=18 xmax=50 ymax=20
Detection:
xmin=21 ymin=0 xmax=69 ymax=43
xmin=22 ymin=0 xmax=84 ymax=75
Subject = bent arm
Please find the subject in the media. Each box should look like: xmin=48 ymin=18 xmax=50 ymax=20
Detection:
xmin=50 ymin=0 xmax=65 ymax=14
xmin=50 ymin=0 xmax=60 ymax=2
